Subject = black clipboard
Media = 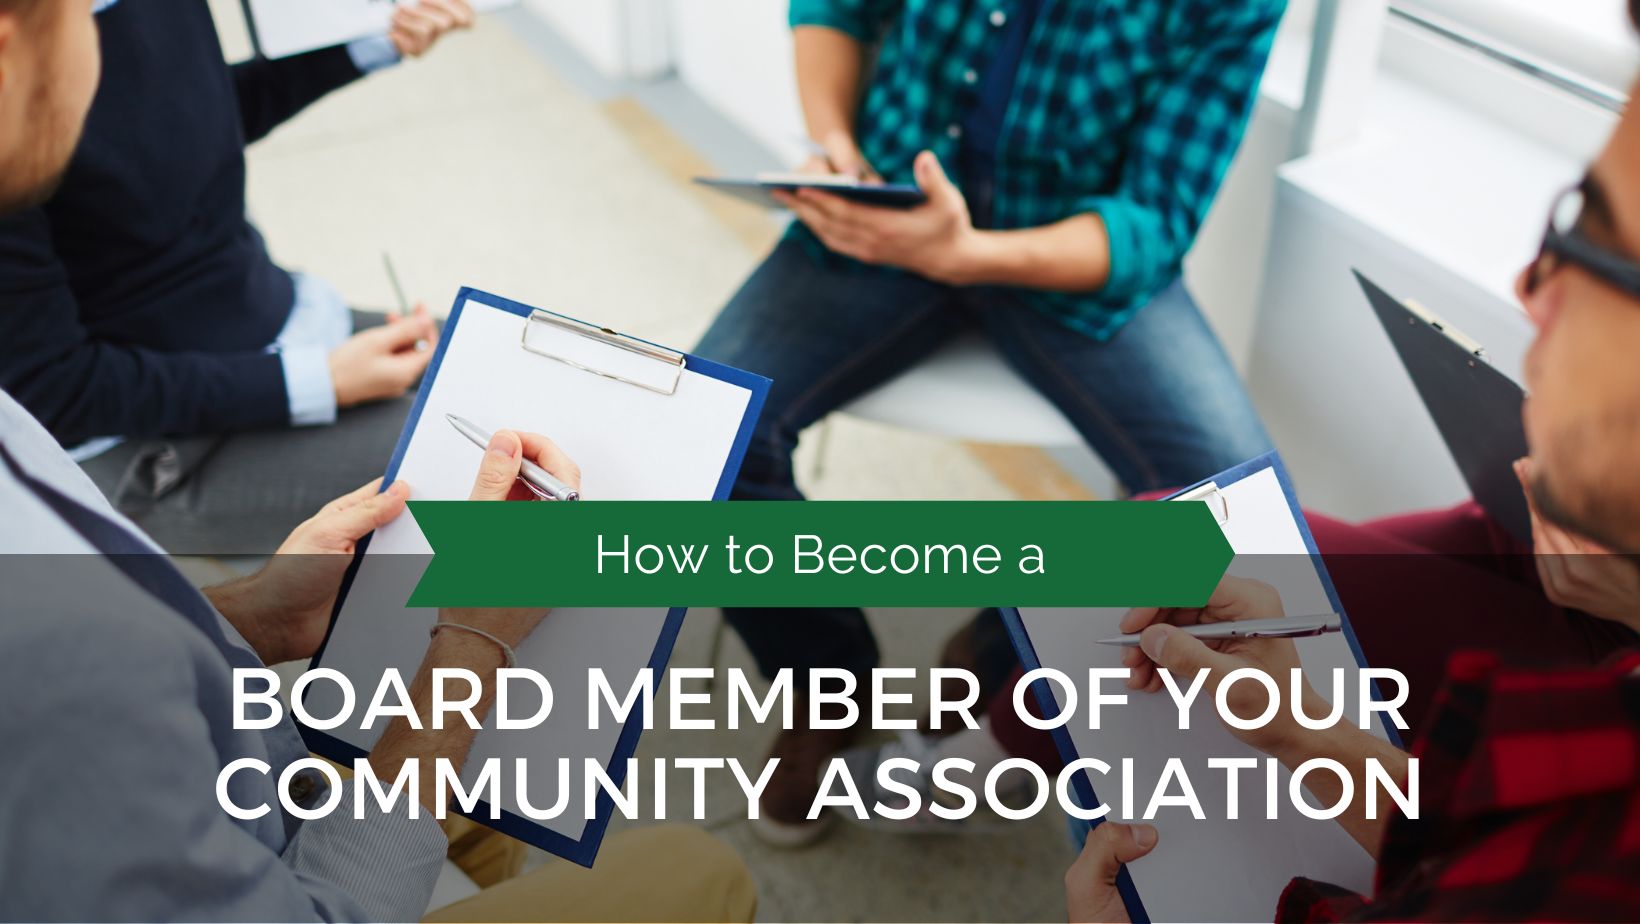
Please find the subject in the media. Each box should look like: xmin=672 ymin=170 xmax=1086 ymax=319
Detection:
xmin=1355 ymin=270 xmax=1532 ymax=544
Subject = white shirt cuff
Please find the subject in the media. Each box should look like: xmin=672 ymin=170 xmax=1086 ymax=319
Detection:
xmin=347 ymin=35 xmax=402 ymax=74
xmin=280 ymin=344 xmax=338 ymax=427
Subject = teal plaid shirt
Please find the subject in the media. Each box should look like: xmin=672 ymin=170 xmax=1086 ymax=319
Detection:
xmin=788 ymin=0 xmax=1286 ymax=339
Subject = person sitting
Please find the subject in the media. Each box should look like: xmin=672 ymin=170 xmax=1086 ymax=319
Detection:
xmin=693 ymin=0 xmax=1288 ymax=844
xmin=1066 ymin=20 xmax=1640 ymax=915
xmin=0 ymin=9 xmax=754 ymax=915
xmin=0 ymin=0 xmax=473 ymax=554
xmin=1300 ymin=459 xmax=1639 ymax=729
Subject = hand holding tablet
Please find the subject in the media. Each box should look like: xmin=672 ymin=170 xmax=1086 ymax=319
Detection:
xmin=694 ymin=173 xmax=928 ymax=210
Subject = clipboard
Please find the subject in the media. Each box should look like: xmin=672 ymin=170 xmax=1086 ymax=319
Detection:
xmin=1355 ymin=271 xmax=1532 ymax=545
xmin=1002 ymin=453 xmax=1397 ymax=923
xmin=299 ymin=288 xmax=769 ymax=867
xmin=238 ymin=0 xmax=518 ymax=61
xmin=694 ymin=175 xmax=928 ymax=210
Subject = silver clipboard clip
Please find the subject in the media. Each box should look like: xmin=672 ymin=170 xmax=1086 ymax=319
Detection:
xmin=1173 ymin=481 xmax=1230 ymax=526
xmin=1404 ymin=296 xmax=1489 ymax=365
xmin=520 ymin=308 xmax=688 ymax=396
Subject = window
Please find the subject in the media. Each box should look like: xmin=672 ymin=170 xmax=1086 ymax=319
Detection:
xmin=1392 ymin=0 xmax=1637 ymax=108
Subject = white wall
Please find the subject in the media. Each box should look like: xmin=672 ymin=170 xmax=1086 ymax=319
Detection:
xmin=666 ymin=0 xmax=808 ymax=165
xmin=1182 ymin=97 xmax=1299 ymax=370
xmin=525 ymin=0 xmax=671 ymax=80
xmin=1248 ymin=70 xmax=1603 ymax=518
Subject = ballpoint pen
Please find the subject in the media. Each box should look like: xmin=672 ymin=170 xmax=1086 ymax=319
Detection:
xmin=793 ymin=135 xmax=840 ymax=174
xmin=1095 ymin=613 xmax=1342 ymax=647
xmin=793 ymin=135 xmax=879 ymax=180
xmin=383 ymin=251 xmax=430 ymax=351
xmin=382 ymin=251 xmax=411 ymax=316
xmin=446 ymin=413 xmax=580 ymax=501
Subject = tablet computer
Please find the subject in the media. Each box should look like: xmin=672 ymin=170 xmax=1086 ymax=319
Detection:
xmin=694 ymin=174 xmax=927 ymax=210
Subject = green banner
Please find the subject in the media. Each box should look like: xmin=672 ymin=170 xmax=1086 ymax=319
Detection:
xmin=406 ymin=500 xmax=1232 ymax=608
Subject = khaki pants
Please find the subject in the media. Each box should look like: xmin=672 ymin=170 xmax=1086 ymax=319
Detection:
xmin=444 ymin=815 xmax=530 ymax=888
xmin=430 ymin=821 xmax=757 ymax=923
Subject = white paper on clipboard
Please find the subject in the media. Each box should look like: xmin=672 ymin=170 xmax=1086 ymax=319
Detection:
xmin=1017 ymin=463 xmax=1390 ymax=922
xmin=242 ymin=0 xmax=518 ymax=60
xmin=302 ymin=291 xmax=760 ymax=858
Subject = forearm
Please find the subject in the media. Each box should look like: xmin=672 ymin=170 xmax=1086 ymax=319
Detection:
xmin=232 ymin=46 xmax=364 ymax=144
xmin=0 ymin=276 xmax=290 ymax=442
xmin=369 ymin=630 xmax=507 ymax=822
xmin=794 ymin=26 xmax=868 ymax=144
xmin=951 ymin=213 xmax=1112 ymax=292
xmin=6 ymin=343 xmax=289 ymax=444
xmin=1270 ymin=724 xmax=1412 ymax=859
xmin=204 ymin=577 xmax=289 ymax=665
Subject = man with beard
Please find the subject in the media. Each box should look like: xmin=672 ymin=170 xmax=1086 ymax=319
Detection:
xmin=1067 ymin=8 xmax=1640 ymax=912
xmin=0 ymin=5 xmax=754 ymax=918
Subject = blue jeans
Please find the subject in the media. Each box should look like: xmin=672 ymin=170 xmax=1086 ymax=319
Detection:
xmin=694 ymin=239 xmax=1273 ymax=679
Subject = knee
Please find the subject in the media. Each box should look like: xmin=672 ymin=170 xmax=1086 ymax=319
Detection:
xmin=644 ymin=825 xmax=757 ymax=922
xmin=1181 ymin=397 xmax=1274 ymax=474
xmin=731 ymin=435 xmax=802 ymax=498
xmin=1215 ymin=422 xmax=1276 ymax=468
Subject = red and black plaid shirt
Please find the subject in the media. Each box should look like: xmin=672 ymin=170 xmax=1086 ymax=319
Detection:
xmin=1277 ymin=650 xmax=1640 ymax=922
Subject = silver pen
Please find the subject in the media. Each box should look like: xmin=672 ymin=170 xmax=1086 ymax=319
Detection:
xmin=383 ymin=252 xmax=411 ymax=315
xmin=445 ymin=413 xmax=579 ymax=501
xmin=383 ymin=251 xmax=430 ymax=351
xmin=1096 ymin=613 xmax=1342 ymax=647
xmin=792 ymin=135 xmax=871 ymax=179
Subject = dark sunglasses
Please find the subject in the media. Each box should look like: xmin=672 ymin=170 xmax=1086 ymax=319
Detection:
xmin=1526 ymin=179 xmax=1640 ymax=298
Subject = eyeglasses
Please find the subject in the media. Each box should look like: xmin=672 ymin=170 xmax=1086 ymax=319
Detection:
xmin=1525 ymin=180 xmax=1640 ymax=298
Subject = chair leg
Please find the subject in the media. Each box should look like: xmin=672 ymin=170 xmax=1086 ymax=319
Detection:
xmin=704 ymin=610 xmax=729 ymax=692
xmin=809 ymin=416 xmax=835 ymax=484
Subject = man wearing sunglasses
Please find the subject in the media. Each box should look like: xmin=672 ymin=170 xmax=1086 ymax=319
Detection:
xmin=1064 ymin=7 xmax=1640 ymax=917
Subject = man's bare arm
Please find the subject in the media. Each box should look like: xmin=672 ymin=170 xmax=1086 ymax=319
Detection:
xmin=1269 ymin=723 xmax=1412 ymax=859
xmin=956 ymin=213 xmax=1113 ymax=292
xmin=368 ymin=620 xmax=538 ymax=819
xmin=794 ymin=25 xmax=877 ymax=178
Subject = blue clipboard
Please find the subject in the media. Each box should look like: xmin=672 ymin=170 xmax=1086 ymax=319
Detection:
xmin=999 ymin=451 xmax=1396 ymax=923
xmin=301 ymin=287 xmax=769 ymax=867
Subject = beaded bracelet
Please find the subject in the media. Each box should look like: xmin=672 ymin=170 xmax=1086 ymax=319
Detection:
xmin=429 ymin=622 xmax=517 ymax=669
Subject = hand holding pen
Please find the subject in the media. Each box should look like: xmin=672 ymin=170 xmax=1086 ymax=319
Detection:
xmin=383 ymin=252 xmax=431 ymax=352
xmin=796 ymin=131 xmax=881 ymax=182
xmin=449 ymin=414 xmax=580 ymax=501
xmin=1097 ymin=613 xmax=1341 ymax=648
xmin=1116 ymin=575 xmax=1351 ymax=762
xmin=1118 ymin=575 xmax=1317 ymax=695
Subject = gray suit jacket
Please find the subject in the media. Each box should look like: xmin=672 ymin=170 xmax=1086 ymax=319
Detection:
xmin=0 ymin=391 xmax=445 ymax=922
